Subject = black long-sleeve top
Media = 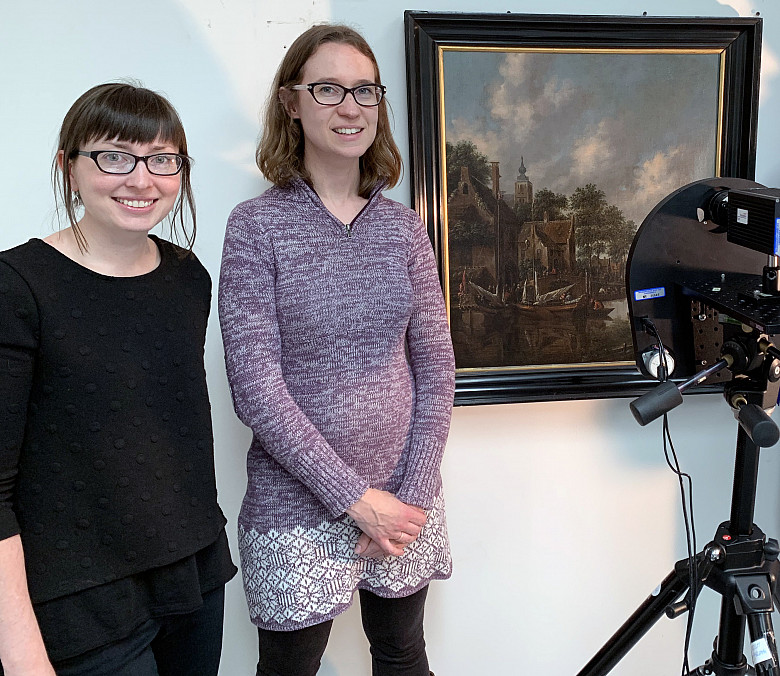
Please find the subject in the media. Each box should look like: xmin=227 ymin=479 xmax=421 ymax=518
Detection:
xmin=0 ymin=237 xmax=235 ymax=660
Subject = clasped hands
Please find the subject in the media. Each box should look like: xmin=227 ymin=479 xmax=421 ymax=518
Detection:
xmin=345 ymin=487 xmax=427 ymax=558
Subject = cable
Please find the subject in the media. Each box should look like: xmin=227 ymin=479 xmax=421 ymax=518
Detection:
xmin=662 ymin=414 xmax=698 ymax=676
xmin=644 ymin=318 xmax=699 ymax=675
xmin=642 ymin=316 xmax=671 ymax=383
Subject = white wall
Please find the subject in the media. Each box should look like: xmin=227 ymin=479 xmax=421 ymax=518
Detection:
xmin=2 ymin=0 xmax=780 ymax=674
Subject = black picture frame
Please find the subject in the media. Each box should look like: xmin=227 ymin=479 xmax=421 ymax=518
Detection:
xmin=404 ymin=11 xmax=762 ymax=406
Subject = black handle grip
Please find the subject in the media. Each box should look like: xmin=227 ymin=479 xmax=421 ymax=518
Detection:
xmin=737 ymin=403 xmax=780 ymax=447
xmin=630 ymin=381 xmax=683 ymax=426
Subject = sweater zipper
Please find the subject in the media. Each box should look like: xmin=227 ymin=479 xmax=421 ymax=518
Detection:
xmin=298 ymin=179 xmax=383 ymax=238
xmin=344 ymin=198 xmax=374 ymax=238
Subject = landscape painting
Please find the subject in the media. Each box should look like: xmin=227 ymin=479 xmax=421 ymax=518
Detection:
xmin=442 ymin=47 xmax=720 ymax=370
xmin=404 ymin=12 xmax=762 ymax=403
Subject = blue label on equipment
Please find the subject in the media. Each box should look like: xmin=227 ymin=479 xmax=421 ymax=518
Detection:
xmin=634 ymin=287 xmax=666 ymax=301
xmin=775 ymin=218 xmax=780 ymax=256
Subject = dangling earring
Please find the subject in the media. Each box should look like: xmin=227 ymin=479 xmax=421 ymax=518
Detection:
xmin=73 ymin=190 xmax=82 ymax=207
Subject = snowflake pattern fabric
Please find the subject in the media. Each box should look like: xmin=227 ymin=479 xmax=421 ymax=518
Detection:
xmin=239 ymin=497 xmax=451 ymax=630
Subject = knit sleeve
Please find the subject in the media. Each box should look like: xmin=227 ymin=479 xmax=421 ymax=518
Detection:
xmin=395 ymin=215 xmax=455 ymax=509
xmin=218 ymin=203 xmax=369 ymax=518
xmin=0 ymin=260 xmax=39 ymax=541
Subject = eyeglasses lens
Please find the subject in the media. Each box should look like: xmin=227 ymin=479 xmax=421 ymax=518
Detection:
xmin=311 ymin=84 xmax=382 ymax=106
xmin=96 ymin=152 xmax=135 ymax=174
xmin=146 ymin=155 xmax=182 ymax=175
xmin=96 ymin=152 xmax=182 ymax=175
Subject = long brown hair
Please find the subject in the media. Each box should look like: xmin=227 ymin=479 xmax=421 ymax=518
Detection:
xmin=257 ymin=24 xmax=402 ymax=197
xmin=52 ymin=82 xmax=196 ymax=251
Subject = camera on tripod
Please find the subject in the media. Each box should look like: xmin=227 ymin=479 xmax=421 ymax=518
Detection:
xmin=626 ymin=180 xmax=780 ymax=428
xmin=579 ymin=178 xmax=780 ymax=676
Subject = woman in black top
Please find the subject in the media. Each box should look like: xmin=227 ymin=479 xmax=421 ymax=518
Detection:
xmin=0 ymin=83 xmax=235 ymax=676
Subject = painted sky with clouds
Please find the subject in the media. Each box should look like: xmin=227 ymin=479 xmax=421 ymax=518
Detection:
xmin=442 ymin=48 xmax=722 ymax=226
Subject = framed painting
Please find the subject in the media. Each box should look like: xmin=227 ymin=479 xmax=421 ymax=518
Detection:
xmin=404 ymin=11 xmax=762 ymax=405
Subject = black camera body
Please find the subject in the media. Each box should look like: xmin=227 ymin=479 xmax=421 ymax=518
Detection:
xmin=626 ymin=178 xmax=775 ymax=381
xmin=727 ymin=188 xmax=780 ymax=256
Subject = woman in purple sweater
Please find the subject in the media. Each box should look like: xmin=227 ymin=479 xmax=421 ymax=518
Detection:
xmin=218 ymin=23 xmax=455 ymax=676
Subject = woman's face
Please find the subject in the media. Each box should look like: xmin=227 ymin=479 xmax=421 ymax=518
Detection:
xmin=67 ymin=136 xmax=181 ymax=239
xmin=286 ymin=42 xmax=379 ymax=170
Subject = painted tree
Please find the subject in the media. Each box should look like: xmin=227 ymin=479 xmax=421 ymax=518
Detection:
xmin=608 ymin=218 xmax=637 ymax=262
xmin=531 ymin=188 xmax=568 ymax=221
xmin=598 ymin=204 xmax=624 ymax=258
xmin=445 ymin=140 xmax=491 ymax=192
xmin=569 ymin=183 xmax=610 ymax=269
xmin=448 ymin=218 xmax=494 ymax=246
xmin=513 ymin=201 xmax=532 ymax=224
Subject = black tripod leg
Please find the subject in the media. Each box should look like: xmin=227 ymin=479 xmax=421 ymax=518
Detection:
xmin=717 ymin=595 xmax=749 ymax=671
xmin=695 ymin=597 xmax=750 ymax=676
xmin=747 ymin=612 xmax=779 ymax=675
xmin=577 ymin=568 xmax=689 ymax=676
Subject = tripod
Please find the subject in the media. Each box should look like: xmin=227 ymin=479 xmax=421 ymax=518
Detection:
xmin=578 ymin=335 xmax=780 ymax=676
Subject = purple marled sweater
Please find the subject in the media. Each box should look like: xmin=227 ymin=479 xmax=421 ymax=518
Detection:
xmin=218 ymin=179 xmax=455 ymax=630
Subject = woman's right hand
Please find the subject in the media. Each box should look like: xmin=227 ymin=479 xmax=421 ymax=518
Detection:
xmin=345 ymin=488 xmax=427 ymax=557
xmin=0 ymin=536 xmax=57 ymax=676
xmin=354 ymin=531 xmax=422 ymax=558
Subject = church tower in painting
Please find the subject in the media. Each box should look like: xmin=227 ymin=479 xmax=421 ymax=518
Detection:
xmin=513 ymin=156 xmax=533 ymax=208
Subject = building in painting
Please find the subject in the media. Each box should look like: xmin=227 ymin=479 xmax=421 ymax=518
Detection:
xmin=447 ymin=164 xmax=521 ymax=288
xmin=513 ymin=157 xmax=533 ymax=208
xmin=448 ymin=157 xmax=577 ymax=289
xmin=517 ymin=213 xmax=576 ymax=275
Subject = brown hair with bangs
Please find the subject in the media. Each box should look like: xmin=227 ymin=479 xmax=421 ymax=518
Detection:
xmin=257 ymin=24 xmax=402 ymax=197
xmin=52 ymin=82 xmax=196 ymax=251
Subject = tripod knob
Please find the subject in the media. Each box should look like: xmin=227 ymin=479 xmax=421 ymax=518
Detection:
xmin=665 ymin=600 xmax=688 ymax=619
xmin=736 ymin=403 xmax=780 ymax=447
xmin=765 ymin=538 xmax=780 ymax=561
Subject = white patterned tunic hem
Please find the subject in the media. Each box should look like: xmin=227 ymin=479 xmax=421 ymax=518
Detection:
xmin=238 ymin=495 xmax=451 ymax=631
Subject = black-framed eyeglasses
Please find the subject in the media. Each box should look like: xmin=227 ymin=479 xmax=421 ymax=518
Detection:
xmin=290 ymin=82 xmax=386 ymax=107
xmin=75 ymin=150 xmax=189 ymax=176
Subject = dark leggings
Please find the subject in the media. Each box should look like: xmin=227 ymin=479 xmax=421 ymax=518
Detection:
xmin=256 ymin=586 xmax=430 ymax=676
xmin=51 ymin=586 xmax=226 ymax=676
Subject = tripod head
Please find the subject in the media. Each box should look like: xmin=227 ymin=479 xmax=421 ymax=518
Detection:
xmin=630 ymin=329 xmax=780 ymax=446
xmin=625 ymin=177 xmax=780 ymax=445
